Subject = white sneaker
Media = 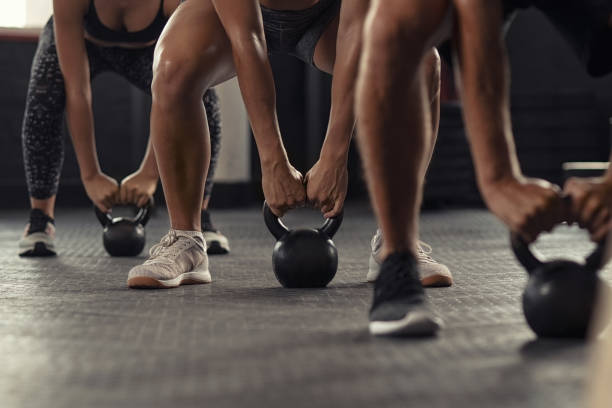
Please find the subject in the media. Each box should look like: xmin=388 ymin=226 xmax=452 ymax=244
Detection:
xmin=127 ymin=230 xmax=211 ymax=289
xmin=18 ymin=209 xmax=57 ymax=257
xmin=201 ymin=209 xmax=230 ymax=255
xmin=367 ymin=229 xmax=453 ymax=287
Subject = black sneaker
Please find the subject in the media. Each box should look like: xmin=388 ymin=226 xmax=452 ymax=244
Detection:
xmin=201 ymin=209 xmax=230 ymax=255
xmin=369 ymin=252 xmax=443 ymax=337
xmin=18 ymin=209 xmax=57 ymax=257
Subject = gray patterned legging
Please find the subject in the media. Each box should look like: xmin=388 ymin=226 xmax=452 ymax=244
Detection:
xmin=22 ymin=17 xmax=221 ymax=200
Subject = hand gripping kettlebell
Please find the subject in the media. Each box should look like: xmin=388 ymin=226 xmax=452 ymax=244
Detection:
xmin=95 ymin=199 xmax=153 ymax=257
xmin=263 ymin=202 xmax=343 ymax=288
xmin=511 ymin=232 xmax=609 ymax=338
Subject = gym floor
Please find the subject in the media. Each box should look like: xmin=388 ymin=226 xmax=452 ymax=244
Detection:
xmin=1 ymin=205 xmax=609 ymax=408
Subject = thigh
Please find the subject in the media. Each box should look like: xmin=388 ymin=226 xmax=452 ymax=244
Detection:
xmin=154 ymin=0 xmax=236 ymax=90
xmin=313 ymin=0 xmax=372 ymax=74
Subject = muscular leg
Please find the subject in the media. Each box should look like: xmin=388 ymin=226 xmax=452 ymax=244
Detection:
xmin=151 ymin=0 xmax=235 ymax=231
xmin=23 ymin=19 xmax=106 ymax=219
xmin=356 ymin=0 xmax=450 ymax=259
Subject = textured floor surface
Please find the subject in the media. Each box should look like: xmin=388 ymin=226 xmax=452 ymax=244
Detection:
xmin=1 ymin=205 xmax=610 ymax=408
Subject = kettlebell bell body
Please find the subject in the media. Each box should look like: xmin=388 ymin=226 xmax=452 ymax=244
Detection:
xmin=512 ymin=234 xmax=607 ymax=338
xmin=263 ymin=202 xmax=343 ymax=288
xmin=95 ymin=200 xmax=153 ymax=257
xmin=522 ymin=260 xmax=601 ymax=338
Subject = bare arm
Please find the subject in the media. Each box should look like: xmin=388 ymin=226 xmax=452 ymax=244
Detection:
xmin=53 ymin=0 xmax=118 ymax=211
xmin=305 ymin=0 xmax=370 ymax=217
xmin=212 ymin=0 xmax=305 ymax=215
xmin=211 ymin=0 xmax=286 ymax=166
xmin=452 ymin=0 xmax=565 ymax=241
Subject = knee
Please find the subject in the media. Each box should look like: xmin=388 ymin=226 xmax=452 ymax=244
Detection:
xmin=151 ymin=49 xmax=206 ymax=110
xmin=365 ymin=1 xmax=451 ymax=56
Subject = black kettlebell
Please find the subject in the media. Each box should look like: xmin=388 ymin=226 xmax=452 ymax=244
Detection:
xmin=511 ymin=233 xmax=608 ymax=338
xmin=95 ymin=200 xmax=153 ymax=257
xmin=263 ymin=202 xmax=343 ymax=288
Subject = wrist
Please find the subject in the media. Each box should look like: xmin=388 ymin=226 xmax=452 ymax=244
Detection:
xmin=259 ymin=143 xmax=288 ymax=170
xmin=478 ymin=170 xmax=524 ymax=193
xmin=137 ymin=164 xmax=159 ymax=179
xmin=320 ymin=143 xmax=349 ymax=163
xmin=80 ymin=167 xmax=101 ymax=182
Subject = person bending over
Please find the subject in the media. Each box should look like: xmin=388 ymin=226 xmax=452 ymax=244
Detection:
xmin=126 ymin=0 xmax=450 ymax=289
xmin=356 ymin=0 xmax=612 ymax=336
xmin=19 ymin=0 xmax=229 ymax=257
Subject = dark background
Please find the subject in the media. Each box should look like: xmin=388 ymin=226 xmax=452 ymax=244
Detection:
xmin=0 ymin=8 xmax=610 ymax=210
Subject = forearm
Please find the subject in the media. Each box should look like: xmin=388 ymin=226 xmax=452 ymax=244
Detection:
xmin=65 ymin=92 xmax=100 ymax=179
xmin=453 ymin=0 xmax=521 ymax=187
xmin=232 ymin=39 xmax=287 ymax=166
xmin=321 ymin=3 xmax=368 ymax=162
xmin=137 ymin=137 xmax=160 ymax=178
xmin=321 ymin=49 xmax=358 ymax=162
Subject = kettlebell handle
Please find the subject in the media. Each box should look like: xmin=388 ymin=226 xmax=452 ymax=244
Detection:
xmin=94 ymin=198 xmax=154 ymax=227
xmin=511 ymin=233 xmax=608 ymax=274
xmin=318 ymin=211 xmax=343 ymax=239
xmin=134 ymin=198 xmax=154 ymax=226
xmin=94 ymin=205 xmax=113 ymax=227
xmin=262 ymin=202 xmax=344 ymax=240
xmin=263 ymin=202 xmax=291 ymax=240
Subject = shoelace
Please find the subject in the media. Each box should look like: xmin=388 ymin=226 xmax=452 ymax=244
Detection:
xmin=372 ymin=230 xmax=437 ymax=264
xmin=416 ymin=241 xmax=436 ymax=264
xmin=146 ymin=230 xmax=201 ymax=264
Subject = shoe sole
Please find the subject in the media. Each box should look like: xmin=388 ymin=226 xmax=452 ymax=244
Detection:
xmin=368 ymin=254 xmax=453 ymax=287
xmin=370 ymin=311 xmax=443 ymax=337
xmin=207 ymin=241 xmax=230 ymax=255
xmin=128 ymin=270 xmax=212 ymax=289
xmin=19 ymin=241 xmax=57 ymax=257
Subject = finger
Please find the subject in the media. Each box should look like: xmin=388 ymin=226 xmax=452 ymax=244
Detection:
xmin=320 ymin=202 xmax=333 ymax=215
xmin=582 ymin=196 xmax=604 ymax=226
xmin=132 ymin=189 xmax=140 ymax=205
xmin=100 ymin=197 xmax=112 ymax=213
xmin=516 ymin=227 xmax=536 ymax=244
xmin=564 ymin=178 xmax=587 ymax=215
xmin=592 ymin=220 xmax=612 ymax=243
xmin=589 ymin=206 xmax=610 ymax=234
xmin=119 ymin=185 xmax=129 ymax=205
xmin=137 ymin=194 xmax=150 ymax=208
xmin=271 ymin=202 xmax=287 ymax=217
xmin=324 ymin=199 xmax=344 ymax=219
xmin=97 ymin=201 xmax=110 ymax=214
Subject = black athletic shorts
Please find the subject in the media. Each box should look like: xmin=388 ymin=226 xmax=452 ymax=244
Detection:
xmin=260 ymin=0 xmax=341 ymax=67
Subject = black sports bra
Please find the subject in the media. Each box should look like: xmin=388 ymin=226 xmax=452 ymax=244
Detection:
xmin=83 ymin=0 xmax=168 ymax=43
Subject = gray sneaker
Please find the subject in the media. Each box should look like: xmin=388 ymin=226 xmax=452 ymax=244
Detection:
xmin=127 ymin=230 xmax=211 ymax=289
xmin=369 ymin=252 xmax=443 ymax=337
xmin=367 ymin=229 xmax=453 ymax=287
xmin=19 ymin=209 xmax=57 ymax=257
